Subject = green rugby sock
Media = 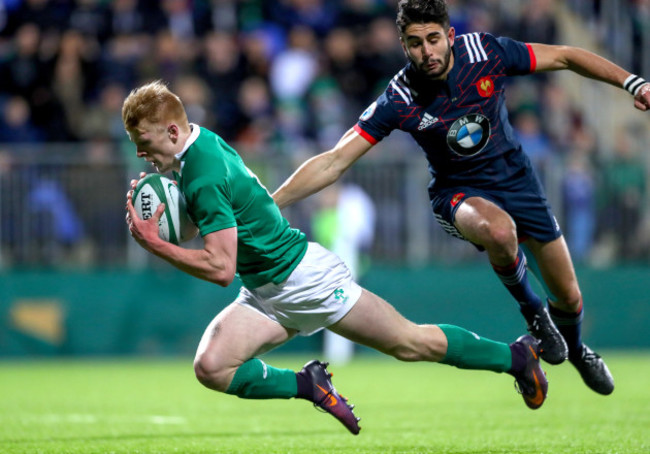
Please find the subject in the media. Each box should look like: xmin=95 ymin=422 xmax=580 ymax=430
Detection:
xmin=225 ymin=358 xmax=297 ymax=399
xmin=438 ymin=324 xmax=512 ymax=373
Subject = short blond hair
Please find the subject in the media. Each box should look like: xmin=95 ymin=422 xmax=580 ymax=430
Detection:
xmin=122 ymin=80 xmax=188 ymax=130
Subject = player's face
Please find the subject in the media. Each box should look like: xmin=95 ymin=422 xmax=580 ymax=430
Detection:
xmin=401 ymin=23 xmax=455 ymax=80
xmin=126 ymin=120 xmax=180 ymax=173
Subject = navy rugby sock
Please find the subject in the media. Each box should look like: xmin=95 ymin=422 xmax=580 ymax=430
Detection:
xmin=491 ymin=248 xmax=544 ymax=323
xmin=548 ymin=300 xmax=584 ymax=359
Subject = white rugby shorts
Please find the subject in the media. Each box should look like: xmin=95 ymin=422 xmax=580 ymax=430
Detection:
xmin=234 ymin=242 xmax=362 ymax=336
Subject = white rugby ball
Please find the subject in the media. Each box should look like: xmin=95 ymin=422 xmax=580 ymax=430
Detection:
xmin=132 ymin=174 xmax=197 ymax=245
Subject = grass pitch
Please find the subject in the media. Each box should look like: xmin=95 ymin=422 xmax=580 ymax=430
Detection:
xmin=1 ymin=352 xmax=648 ymax=453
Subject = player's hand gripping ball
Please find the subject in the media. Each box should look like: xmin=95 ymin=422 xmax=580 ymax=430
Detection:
xmin=131 ymin=174 xmax=198 ymax=245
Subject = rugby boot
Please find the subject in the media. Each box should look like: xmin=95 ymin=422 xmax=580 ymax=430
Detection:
xmin=300 ymin=360 xmax=361 ymax=435
xmin=527 ymin=306 xmax=568 ymax=365
xmin=512 ymin=334 xmax=548 ymax=410
xmin=570 ymin=344 xmax=614 ymax=395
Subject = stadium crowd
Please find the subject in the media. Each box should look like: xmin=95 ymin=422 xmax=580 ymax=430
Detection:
xmin=0 ymin=0 xmax=648 ymax=265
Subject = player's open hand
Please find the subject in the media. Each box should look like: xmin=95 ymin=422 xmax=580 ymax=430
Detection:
xmin=634 ymin=83 xmax=650 ymax=111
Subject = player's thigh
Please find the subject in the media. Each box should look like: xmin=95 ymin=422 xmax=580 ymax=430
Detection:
xmin=524 ymin=236 xmax=581 ymax=305
xmin=454 ymin=196 xmax=516 ymax=246
xmin=327 ymin=289 xmax=446 ymax=360
xmin=195 ymin=302 xmax=296 ymax=370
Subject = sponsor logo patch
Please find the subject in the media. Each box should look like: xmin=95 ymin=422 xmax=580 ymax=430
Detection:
xmin=446 ymin=113 xmax=491 ymax=156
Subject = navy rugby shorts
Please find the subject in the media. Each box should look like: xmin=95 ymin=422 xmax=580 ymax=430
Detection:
xmin=429 ymin=171 xmax=562 ymax=246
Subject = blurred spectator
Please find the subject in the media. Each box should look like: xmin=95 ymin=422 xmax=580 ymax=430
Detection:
xmin=597 ymin=126 xmax=647 ymax=261
xmin=27 ymin=177 xmax=85 ymax=265
xmin=270 ymin=25 xmax=319 ymax=101
xmin=513 ymin=109 xmax=554 ymax=180
xmin=0 ymin=96 xmax=44 ymax=143
xmin=139 ymin=30 xmax=195 ymax=84
xmin=563 ymin=152 xmax=596 ymax=264
xmin=240 ymin=25 xmax=282 ymax=78
xmin=0 ymin=22 xmax=46 ymax=100
xmin=512 ymin=0 xmax=558 ymax=44
xmin=100 ymin=33 xmax=148 ymax=89
xmin=159 ymin=0 xmax=213 ymax=40
xmin=67 ymin=0 xmax=110 ymax=43
xmin=173 ymin=75 xmax=213 ymax=127
xmin=107 ymin=0 xmax=146 ymax=37
xmin=270 ymin=25 xmax=319 ymax=147
xmin=359 ymin=17 xmax=406 ymax=98
xmin=235 ymin=76 xmax=275 ymax=149
xmin=322 ymin=27 xmax=368 ymax=115
xmin=196 ymin=30 xmax=246 ymax=140
xmin=307 ymin=78 xmax=348 ymax=149
xmin=78 ymin=82 xmax=129 ymax=141
xmin=51 ymin=29 xmax=102 ymax=140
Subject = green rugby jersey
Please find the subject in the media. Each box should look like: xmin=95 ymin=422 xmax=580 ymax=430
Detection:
xmin=173 ymin=126 xmax=307 ymax=289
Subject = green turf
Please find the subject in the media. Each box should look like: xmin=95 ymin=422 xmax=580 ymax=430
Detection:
xmin=1 ymin=352 xmax=648 ymax=453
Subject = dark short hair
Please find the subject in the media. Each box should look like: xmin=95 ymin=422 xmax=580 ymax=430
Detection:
xmin=396 ymin=0 xmax=450 ymax=34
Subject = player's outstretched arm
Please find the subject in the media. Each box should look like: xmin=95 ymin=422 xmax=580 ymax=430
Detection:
xmin=125 ymin=191 xmax=237 ymax=287
xmin=530 ymin=43 xmax=650 ymax=111
xmin=272 ymin=128 xmax=374 ymax=209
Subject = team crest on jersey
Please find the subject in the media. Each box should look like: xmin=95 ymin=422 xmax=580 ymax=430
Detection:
xmin=359 ymin=101 xmax=377 ymax=121
xmin=446 ymin=113 xmax=491 ymax=156
xmin=476 ymin=76 xmax=495 ymax=97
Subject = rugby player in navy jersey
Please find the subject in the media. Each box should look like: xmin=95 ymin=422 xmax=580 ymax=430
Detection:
xmin=273 ymin=0 xmax=650 ymax=396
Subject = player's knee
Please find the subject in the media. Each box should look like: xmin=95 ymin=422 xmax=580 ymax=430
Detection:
xmin=193 ymin=355 xmax=232 ymax=392
xmin=478 ymin=219 xmax=517 ymax=254
xmin=553 ymin=288 xmax=582 ymax=312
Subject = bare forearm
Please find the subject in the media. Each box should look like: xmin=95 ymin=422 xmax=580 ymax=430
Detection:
xmin=534 ymin=44 xmax=630 ymax=87
xmin=564 ymin=47 xmax=629 ymax=87
xmin=273 ymin=128 xmax=372 ymax=208
xmin=273 ymin=151 xmax=341 ymax=209
xmin=147 ymin=239 xmax=234 ymax=286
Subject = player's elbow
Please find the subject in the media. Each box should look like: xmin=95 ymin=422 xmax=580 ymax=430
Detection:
xmin=211 ymin=267 xmax=235 ymax=287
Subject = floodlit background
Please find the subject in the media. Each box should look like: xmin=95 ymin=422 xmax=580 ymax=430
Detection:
xmin=0 ymin=0 xmax=649 ymax=356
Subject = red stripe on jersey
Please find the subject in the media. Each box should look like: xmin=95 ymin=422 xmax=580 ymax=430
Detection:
xmin=353 ymin=124 xmax=379 ymax=145
xmin=526 ymin=43 xmax=537 ymax=72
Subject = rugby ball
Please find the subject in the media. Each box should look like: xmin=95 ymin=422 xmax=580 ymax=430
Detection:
xmin=132 ymin=174 xmax=197 ymax=245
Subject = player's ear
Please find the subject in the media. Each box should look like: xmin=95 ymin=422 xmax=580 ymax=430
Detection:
xmin=448 ymin=26 xmax=455 ymax=46
xmin=167 ymin=123 xmax=179 ymax=141
xmin=399 ymin=37 xmax=408 ymax=57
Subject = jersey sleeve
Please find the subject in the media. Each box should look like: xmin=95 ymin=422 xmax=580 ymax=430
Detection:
xmin=354 ymin=92 xmax=399 ymax=145
xmin=186 ymin=173 xmax=237 ymax=236
xmin=491 ymin=34 xmax=536 ymax=75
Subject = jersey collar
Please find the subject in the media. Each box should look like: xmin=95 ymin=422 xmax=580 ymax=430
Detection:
xmin=175 ymin=123 xmax=200 ymax=162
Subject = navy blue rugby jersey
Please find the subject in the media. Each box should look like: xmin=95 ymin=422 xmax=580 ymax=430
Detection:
xmin=355 ymin=32 xmax=537 ymax=189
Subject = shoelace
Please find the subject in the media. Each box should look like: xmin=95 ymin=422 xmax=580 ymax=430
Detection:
xmin=582 ymin=349 xmax=601 ymax=364
xmin=313 ymin=388 xmax=337 ymax=413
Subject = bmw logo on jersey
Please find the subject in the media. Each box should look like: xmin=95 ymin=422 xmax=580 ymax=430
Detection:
xmin=446 ymin=113 xmax=491 ymax=156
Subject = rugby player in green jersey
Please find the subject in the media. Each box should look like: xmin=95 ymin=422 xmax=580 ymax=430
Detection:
xmin=123 ymin=80 xmax=548 ymax=435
